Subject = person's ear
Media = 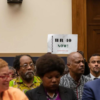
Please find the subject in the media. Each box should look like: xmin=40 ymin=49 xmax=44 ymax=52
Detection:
xmin=88 ymin=63 xmax=91 ymax=69
xmin=67 ymin=63 xmax=71 ymax=69
xmin=16 ymin=70 xmax=20 ymax=75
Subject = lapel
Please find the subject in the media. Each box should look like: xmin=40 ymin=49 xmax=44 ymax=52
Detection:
xmin=36 ymin=85 xmax=74 ymax=100
xmin=37 ymin=85 xmax=68 ymax=100
xmin=59 ymin=86 xmax=70 ymax=100
xmin=36 ymin=85 xmax=47 ymax=100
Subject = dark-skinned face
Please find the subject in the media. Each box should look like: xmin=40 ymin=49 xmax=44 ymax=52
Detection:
xmin=68 ymin=53 xmax=85 ymax=75
xmin=18 ymin=56 xmax=35 ymax=81
xmin=41 ymin=71 xmax=61 ymax=92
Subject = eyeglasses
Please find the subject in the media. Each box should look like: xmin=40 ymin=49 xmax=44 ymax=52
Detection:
xmin=20 ymin=63 xmax=34 ymax=69
xmin=0 ymin=74 xmax=12 ymax=81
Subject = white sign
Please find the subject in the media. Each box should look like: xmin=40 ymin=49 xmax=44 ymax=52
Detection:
xmin=47 ymin=34 xmax=78 ymax=54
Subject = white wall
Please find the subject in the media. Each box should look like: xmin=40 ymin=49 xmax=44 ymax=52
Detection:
xmin=0 ymin=0 xmax=72 ymax=53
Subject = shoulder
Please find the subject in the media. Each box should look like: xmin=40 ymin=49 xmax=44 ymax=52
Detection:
xmin=33 ymin=76 xmax=42 ymax=88
xmin=59 ymin=86 xmax=77 ymax=100
xmin=59 ymin=86 xmax=75 ymax=93
xmin=9 ymin=77 xmax=22 ymax=87
xmin=59 ymin=86 xmax=73 ymax=92
xmin=9 ymin=78 xmax=17 ymax=86
xmin=5 ymin=87 xmax=28 ymax=100
xmin=81 ymin=75 xmax=92 ymax=82
xmin=60 ymin=74 xmax=68 ymax=79
xmin=60 ymin=74 xmax=69 ymax=82
xmin=26 ymin=85 xmax=41 ymax=96
xmin=34 ymin=76 xmax=41 ymax=82
xmin=82 ymin=79 xmax=100 ymax=100
xmin=85 ymin=78 xmax=100 ymax=88
xmin=7 ymin=87 xmax=25 ymax=94
xmin=60 ymin=74 xmax=69 ymax=86
xmin=26 ymin=86 xmax=41 ymax=100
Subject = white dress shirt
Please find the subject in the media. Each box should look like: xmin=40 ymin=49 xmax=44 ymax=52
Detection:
xmin=90 ymin=73 xmax=100 ymax=80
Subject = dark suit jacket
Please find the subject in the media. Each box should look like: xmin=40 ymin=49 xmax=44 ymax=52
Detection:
xmin=82 ymin=78 xmax=100 ymax=100
xmin=26 ymin=84 xmax=77 ymax=100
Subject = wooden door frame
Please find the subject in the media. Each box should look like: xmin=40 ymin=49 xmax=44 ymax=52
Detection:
xmin=72 ymin=0 xmax=87 ymax=60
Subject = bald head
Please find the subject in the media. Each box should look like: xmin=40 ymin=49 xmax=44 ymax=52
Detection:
xmin=67 ymin=52 xmax=84 ymax=64
xmin=67 ymin=52 xmax=85 ymax=76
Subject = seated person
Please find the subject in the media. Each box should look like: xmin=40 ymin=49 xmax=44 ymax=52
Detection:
xmin=9 ymin=55 xmax=41 ymax=93
xmin=82 ymin=78 xmax=100 ymax=100
xmin=9 ymin=66 xmax=17 ymax=80
xmin=0 ymin=58 xmax=28 ymax=100
xmin=26 ymin=53 xmax=77 ymax=100
xmin=60 ymin=52 xmax=91 ymax=100
xmin=87 ymin=54 xmax=100 ymax=80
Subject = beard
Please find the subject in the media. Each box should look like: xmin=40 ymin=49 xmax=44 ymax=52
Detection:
xmin=93 ymin=67 xmax=100 ymax=74
xmin=94 ymin=70 xmax=100 ymax=74
xmin=20 ymin=70 xmax=34 ymax=82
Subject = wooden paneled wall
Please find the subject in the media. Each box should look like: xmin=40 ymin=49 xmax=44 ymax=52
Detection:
xmin=72 ymin=0 xmax=87 ymax=59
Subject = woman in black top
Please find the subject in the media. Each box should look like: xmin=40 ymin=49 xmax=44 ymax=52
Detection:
xmin=26 ymin=53 xmax=77 ymax=100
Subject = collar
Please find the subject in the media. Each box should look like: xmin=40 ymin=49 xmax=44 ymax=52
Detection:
xmin=90 ymin=73 xmax=100 ymax=80
xmin=38 ymin=84 xmax=65 ymax=94
xmin=68 ymin=73 xmax=82 ymax=85
xmin=46 ymin=91 xmax=58 ymax=99
xmin=37 ymin=84 xmax=69 ymax=100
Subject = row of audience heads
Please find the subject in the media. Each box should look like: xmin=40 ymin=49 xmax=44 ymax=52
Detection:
xmin=8 ymin=51 xmax=85 ymax=80
xmin=9 ymin=54 xmax=65 ymax=80
xmin=7 ymin=52 xmax=100 ymax=80
xmin=1 ymin=51 xmax=100 ymax=82
xmin=0 ymin=51 xmax=100 ymax=100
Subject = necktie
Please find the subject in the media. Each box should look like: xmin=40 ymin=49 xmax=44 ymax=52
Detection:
xmin=94 ymin=78 xmax=98 ymax=80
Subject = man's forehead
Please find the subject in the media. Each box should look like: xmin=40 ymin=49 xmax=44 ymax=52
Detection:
xmin=90 ymin=56 xmax=100 ymax=61
xmin=72 ymin=56 xmax=84 ymax=61
xmin=70 ymin=52 xmax=83 ymax=59
xmin=20 ymin=56 xmax=32 ymax=62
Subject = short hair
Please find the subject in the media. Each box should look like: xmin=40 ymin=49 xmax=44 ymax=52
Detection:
xmin=13 ymin=55 xmax=35 ymax=71
xmin=77 ymin=51 xmax=84 ymax=57
xmin=67 ymin=52 xmax=83 ymax=64
xmin=9 ymin=66 xmax=16 ymax=72
xmin=36 ymin=53 xmax=65 ymax=77
xmin=89 ymin=54 xmax=100 ymax=62
xmin=0 ymin=59 xmax=8 ymax=68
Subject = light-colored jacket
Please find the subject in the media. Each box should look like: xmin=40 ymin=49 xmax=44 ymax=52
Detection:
xmin=2 ymin=87 xmax=28 ymax=100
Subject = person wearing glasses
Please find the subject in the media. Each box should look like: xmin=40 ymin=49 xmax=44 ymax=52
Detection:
xmin=0 ymin=58 xmax=28 ymax=100
xmin=8 ymin=66 xmax=17 ymax=80
xmin=9 ymin=55 xmax=41 ymax=93
xmin=26 ymin=53 xmax=77 ymax=100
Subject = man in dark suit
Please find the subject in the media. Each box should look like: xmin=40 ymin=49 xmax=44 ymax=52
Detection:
xmin=87 ymin=54 xmax=100 ymax=80
xmin=82 ymin=78 xmax=100 ymax=100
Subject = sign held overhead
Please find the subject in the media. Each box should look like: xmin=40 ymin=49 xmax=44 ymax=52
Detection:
xmin=47 ymin=34 xmax=78 ymax=54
